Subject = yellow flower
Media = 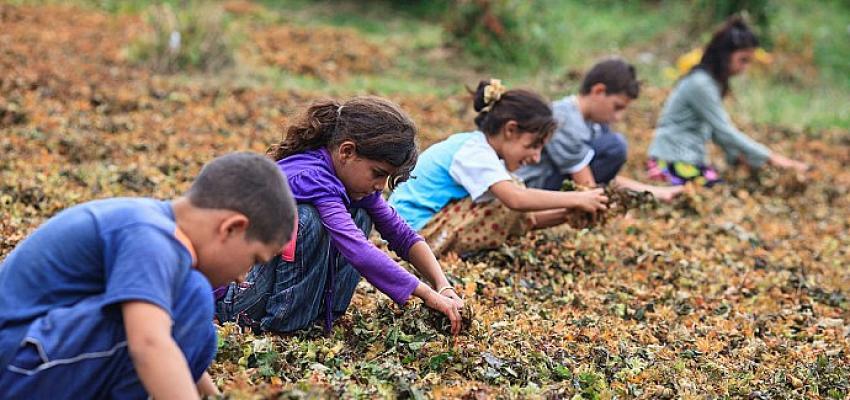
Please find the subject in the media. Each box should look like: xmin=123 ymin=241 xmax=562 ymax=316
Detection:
xmin=754 ymin=48 xmax=773 ymax=64
xmin=677 ymin=48 xmax=703 ymax=77
xmin=672 ymin=47 xmax=773 ymax=80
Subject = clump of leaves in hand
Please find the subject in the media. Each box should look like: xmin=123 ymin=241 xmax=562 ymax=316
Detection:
xmin=425 ymin=303 xmax=476 ymax=336
xmin=560 ymin=180 xmax=657 ymax=228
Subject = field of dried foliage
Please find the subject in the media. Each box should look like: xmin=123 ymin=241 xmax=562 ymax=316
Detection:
xmin=1 ymin=3 xmax=849 ymax=399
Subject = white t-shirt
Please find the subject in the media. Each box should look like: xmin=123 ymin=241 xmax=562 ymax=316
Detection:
xmin=448 ymin=132 xmax=513 ymax=202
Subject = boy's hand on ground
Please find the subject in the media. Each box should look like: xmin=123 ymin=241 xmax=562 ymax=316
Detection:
xmin=197 ymin=371 xmax=220 ymax=397
xmin=572 ymin=188 xmax=608 ymax=213
xmin=648 ymin=185 xmax=684 ymax=203
xmin=123 ymin=301 xmax=199 ymax=400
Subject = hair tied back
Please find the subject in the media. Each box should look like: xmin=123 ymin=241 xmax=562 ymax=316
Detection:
xmin=481 ymin=79 xmax=507 ymax=112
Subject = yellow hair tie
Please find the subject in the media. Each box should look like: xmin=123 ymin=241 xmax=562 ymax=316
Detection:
xmin=481 ymin=79 xmax=507 ymax=112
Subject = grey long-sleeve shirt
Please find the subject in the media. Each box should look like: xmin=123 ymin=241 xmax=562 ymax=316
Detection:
xmin=516 ymin=96 xmax=602 ymax=188
xmin=648 ymin=69 xmax=771 ymax=167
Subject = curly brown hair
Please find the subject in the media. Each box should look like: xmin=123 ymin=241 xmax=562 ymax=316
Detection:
xmin=268 ymin=96 xmax=418 ymax=190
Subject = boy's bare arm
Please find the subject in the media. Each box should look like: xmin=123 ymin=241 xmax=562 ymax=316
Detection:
xmin=570 ymin=166 xmax=597 ymax=187
xmin=122 ymin=301 xmax=199 ymax=400
xmin=197 ymin=371 xmax=220 ymax=397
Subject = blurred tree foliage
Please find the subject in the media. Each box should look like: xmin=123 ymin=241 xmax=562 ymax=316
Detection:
xmin=425 ymin=0 xmax=772 ymax=67
xmin=692 ymin=0 xmax=771 ymax=44
xmin=442 ymin=0 xmax=555 ymax=70
xmin=127 ymin=0 xmax=238 ymax=73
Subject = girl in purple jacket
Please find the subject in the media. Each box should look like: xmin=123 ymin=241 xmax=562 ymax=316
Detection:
xmin=215 ymin=97 xmax=464 ymax=334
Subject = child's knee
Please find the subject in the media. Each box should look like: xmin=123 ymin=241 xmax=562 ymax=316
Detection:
xmin=297 ymin=204 xmax=322 ymax=226
xmin=609 ymin=133 xmax=629 ymax=162
xmin=173 ymin=271 xmax=215 ymax=334
xmin=172 ymin=272 xmax=217 ymax=379
xmin=295 ymin=204 xmax=332 ymax=245
xmin=591 ymin=132 xmax=628 ymax=166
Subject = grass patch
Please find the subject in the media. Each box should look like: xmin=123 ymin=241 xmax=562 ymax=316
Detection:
xmin=14 ymin=0 xmax=847 ymax=131
xmin=735 ymin=76 xmax=850 ymax=132
xmin=770 ymin=0 xmax=850 ymax=88
xmin=126 ymin=1 xmax=239 ymax=73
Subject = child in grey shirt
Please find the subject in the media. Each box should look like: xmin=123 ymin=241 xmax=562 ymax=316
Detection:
xmin=647 ymin=18 xmax=807 ymax=185
xmin=518 ymin=59 xmax=682 ymax=201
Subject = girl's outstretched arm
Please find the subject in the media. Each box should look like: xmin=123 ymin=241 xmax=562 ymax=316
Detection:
xmin=407 ymin=241 xmax=464 ymax=306
xmin=489 ymin=181 xmax=608 ymax=213
xmin=316 ymin=202 xmax=419 ymax=305
xmin=570 ymin=165 xmax=597 ymax=187
xmin=768 ymin=153 xmax=809 ymax=174
xmin=613 ymin=176 xmax=684 ymax=202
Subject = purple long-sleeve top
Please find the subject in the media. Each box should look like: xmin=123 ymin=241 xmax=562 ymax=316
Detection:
xmin=278 ymin=147 xmax=422 ymax=305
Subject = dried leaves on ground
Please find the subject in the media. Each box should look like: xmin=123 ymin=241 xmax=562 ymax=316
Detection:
xmin=1 ymin=3 xmax=849 ymax=399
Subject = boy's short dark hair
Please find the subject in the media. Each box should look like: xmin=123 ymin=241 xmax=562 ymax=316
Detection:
xmin=579 ymin=58 xmax=640 ymax=99
xmin=187 ymin=152 xmax=296 ymax=245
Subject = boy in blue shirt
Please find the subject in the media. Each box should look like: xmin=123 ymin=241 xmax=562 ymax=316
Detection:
xmin=0 ymin=152 xmax=296 ymax=399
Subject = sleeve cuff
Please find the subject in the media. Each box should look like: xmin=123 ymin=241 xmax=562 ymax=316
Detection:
xmin=563 ymin=149 xmax=595 ymax=174
xmin=746 ymin=148 xmax=771 ymax=168
xmin=467 ymin=176 xmax=512 ymax=202
xmin=392 ymin=276 xmax=420 ymax=306
xmin=397 ymin=236 xmax=425 ymax=261
xmin=100 ymin=291 xmax=174 ymax=320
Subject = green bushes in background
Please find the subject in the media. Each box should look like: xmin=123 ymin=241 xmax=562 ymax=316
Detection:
xmin=442 ymin=0 xmax=556 ymax=70
xmin=127 ymin=1 xmax=239 ymax=73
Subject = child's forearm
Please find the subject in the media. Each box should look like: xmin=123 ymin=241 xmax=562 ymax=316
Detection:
xmin=490 ymin=181 xmax=581 ymax=211
xmin=412 ymin=281 xmax=440 ymax=302
xmin=407 ymin=241 xmax=451 ymax=290
xmin=530 ymin=209 xmax=568 ymax=230
xmin=123 ymin=301 xmax=198 ymax=400
xmin=613 ymin=176 xmax=656 ymax=192
xmin=130 ymin=336 xmax=198 ymax=399
xmin=197 ymin=371 xmax=220 ymax=397
xmin=570 ymin=166 xmax=597 ymax=187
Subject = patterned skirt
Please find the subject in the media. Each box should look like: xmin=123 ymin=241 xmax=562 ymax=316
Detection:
xmin=647 ymin=158 xmax=722 ymax=187
xmin=419 ymin=197 xmax=533 ymax=258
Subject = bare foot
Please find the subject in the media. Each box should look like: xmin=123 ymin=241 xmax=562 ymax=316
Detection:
xmin=649 ymin=185 xmax=684 ymax=202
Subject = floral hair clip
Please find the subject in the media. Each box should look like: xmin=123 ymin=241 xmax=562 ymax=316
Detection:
xmin=481 ymin=79 xmax=506 ymax=112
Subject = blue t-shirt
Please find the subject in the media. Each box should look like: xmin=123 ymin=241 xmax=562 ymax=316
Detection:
xmin=389 ymin=131 xmax=512 ymax=230
xmin=0 ymin=198 xmax=202 ymax=369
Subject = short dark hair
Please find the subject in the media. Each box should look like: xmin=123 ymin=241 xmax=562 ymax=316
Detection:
xmin=579 ymin=58 xmax=640 ymax=99
xmin=472 ymin=80 xmax=556 ymax=147
xmin=267 ymin=96 xmax=418 ymax=190
xmin=186 ymin=152 xmax=296 ymax=245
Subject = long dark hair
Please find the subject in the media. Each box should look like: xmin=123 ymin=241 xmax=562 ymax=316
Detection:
xmin=694 ymin=16 xmax=759 ymax=97
xmin=267 ymin=96 xmax=418 ymax=190
xmin=471 ymin=80 xmax=556 ymax=146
